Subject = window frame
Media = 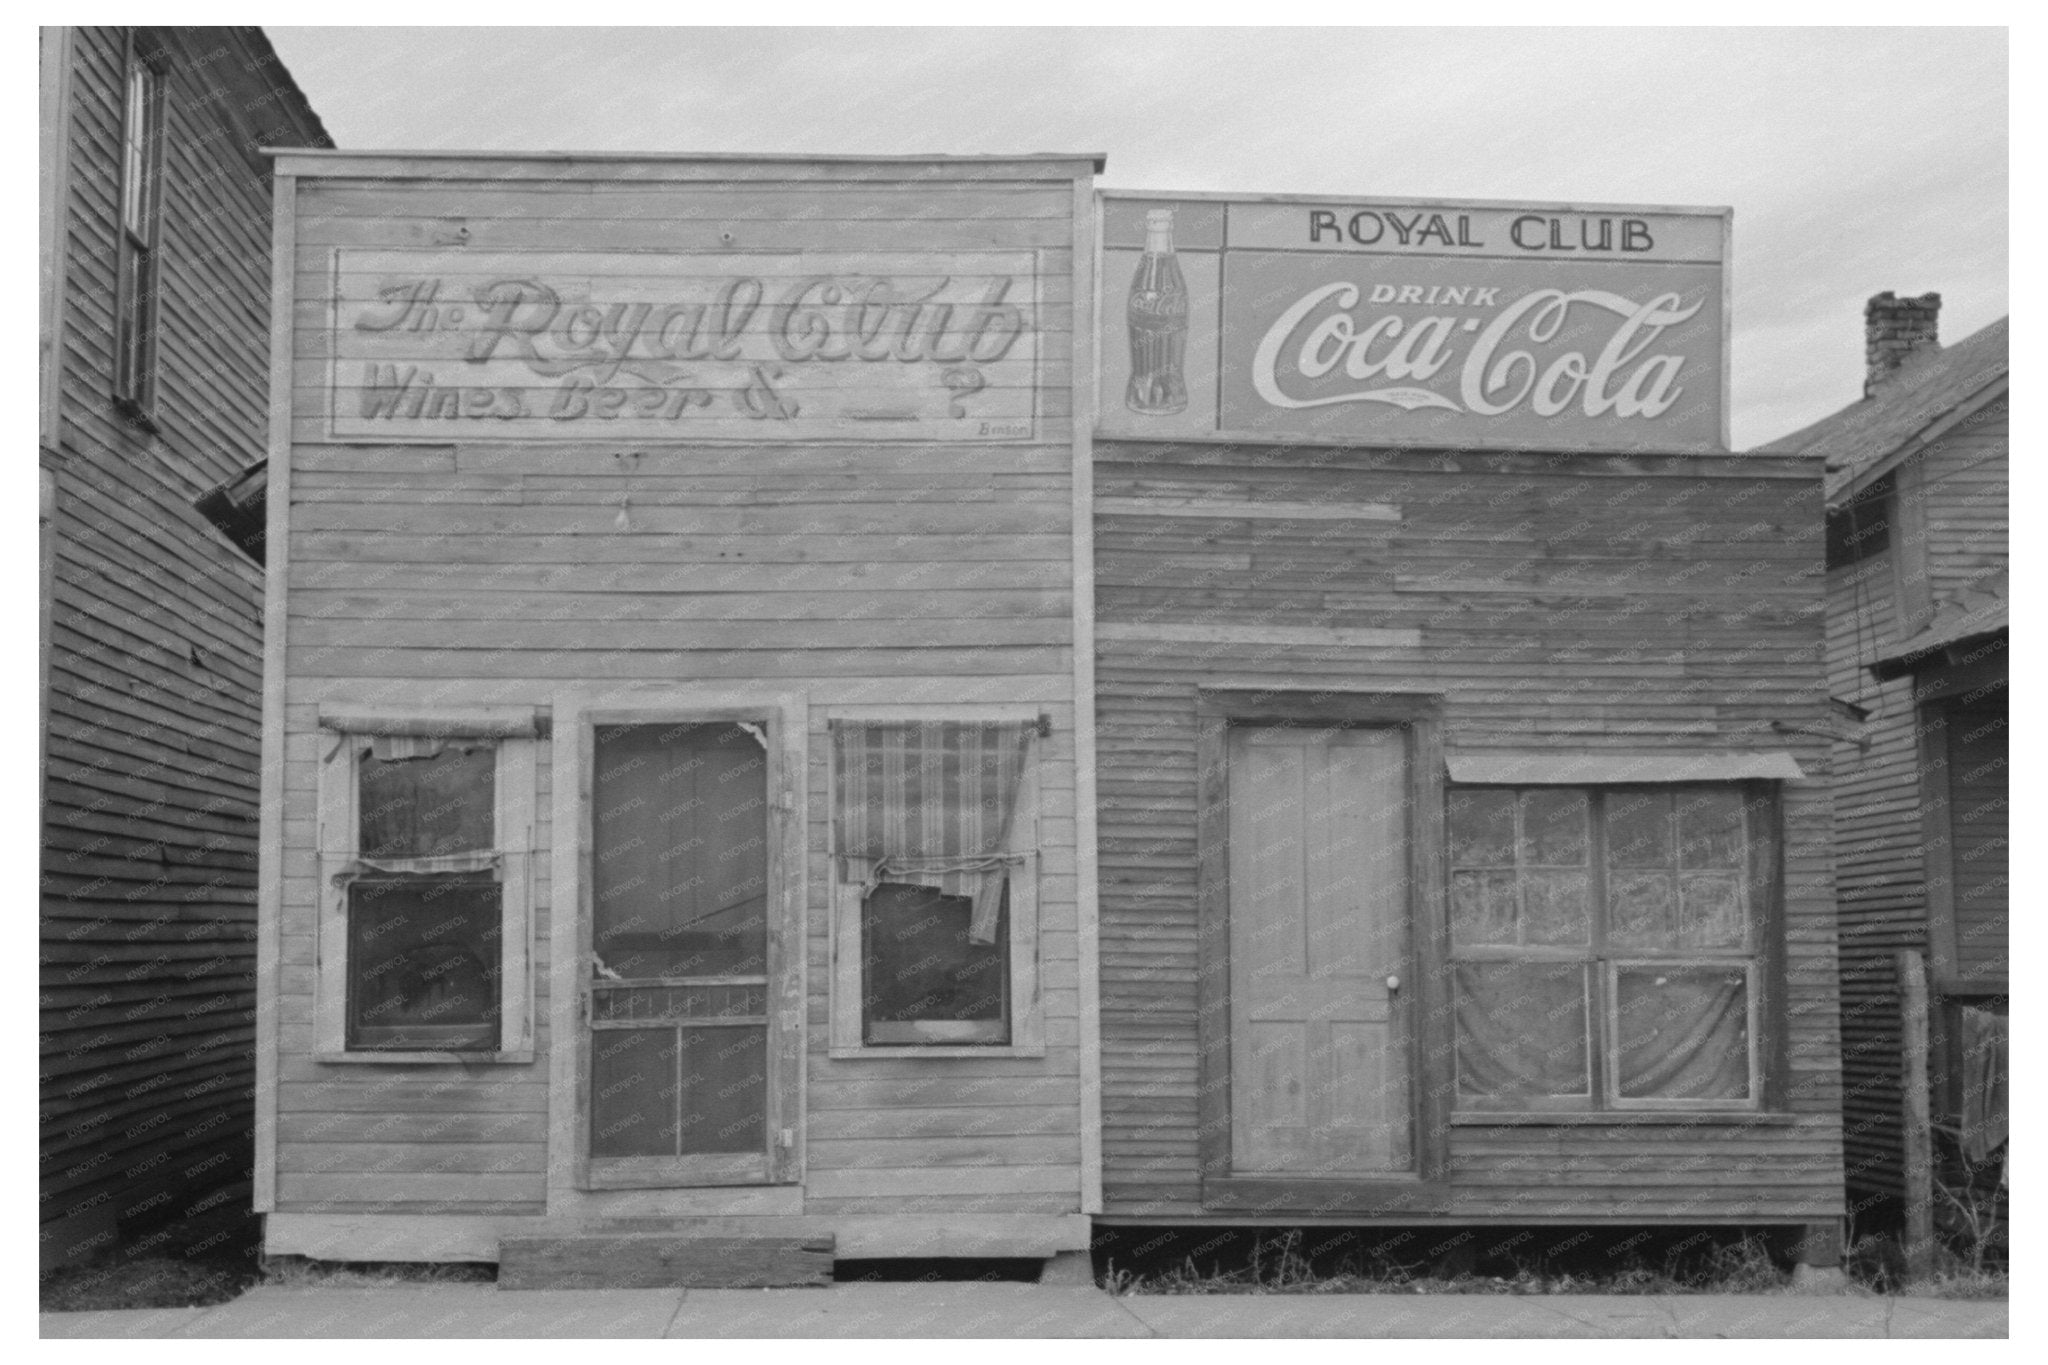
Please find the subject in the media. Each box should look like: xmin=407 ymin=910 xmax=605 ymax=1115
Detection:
xmin=827 ymin=709 xmax=1045 ymax=1060
xmin=113 ymin=29 xmax=165 ymax=423
xmin=1445 ymin=781 xmax=1779 ymax=1116
xmin=313 ymin=710 xmax=538 ymax=1065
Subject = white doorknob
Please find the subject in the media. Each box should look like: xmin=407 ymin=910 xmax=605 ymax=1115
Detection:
xmin=1386 ymin=974 xmax=1401 ymax=992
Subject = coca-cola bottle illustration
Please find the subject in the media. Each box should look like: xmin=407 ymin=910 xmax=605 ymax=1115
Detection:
xmin=1125 ymin=207 xmax=1189 ymax=416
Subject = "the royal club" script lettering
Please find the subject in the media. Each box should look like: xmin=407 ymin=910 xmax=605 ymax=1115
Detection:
xmin=328 ymin=250 xmax=1040 ymax=442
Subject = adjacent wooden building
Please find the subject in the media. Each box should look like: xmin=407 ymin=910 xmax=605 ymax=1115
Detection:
xmin=38 ymin=26 xmax=328 ymax=1270
xmin=254 ymin=150 xmax=1103 ymax=1269
xmin=1763 ymin=295 xmax=2008 ymax=1216
xmin=1089 ymin=192 xmax=1845 ymax=1259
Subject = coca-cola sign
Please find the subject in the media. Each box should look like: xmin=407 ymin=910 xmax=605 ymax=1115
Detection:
xmin=1100 ymin=195 xmax=1727 ymax=451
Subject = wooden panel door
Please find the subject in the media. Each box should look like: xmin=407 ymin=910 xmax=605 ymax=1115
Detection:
xmin=1227 ymin=725 xmax=1412 ymax=1175
xmin=585 ymin=722 xmax=779 ymax=1186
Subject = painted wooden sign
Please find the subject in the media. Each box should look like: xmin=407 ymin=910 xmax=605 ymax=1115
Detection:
xmin=327 ymin=249 xmax=1040 ymax=442
xmin=1100 ymin=194 xmax=1729 ymax=451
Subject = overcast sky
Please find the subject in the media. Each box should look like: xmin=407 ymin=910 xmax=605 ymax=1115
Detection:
xmin=265 ymin=25 xmax=2007 ymax=450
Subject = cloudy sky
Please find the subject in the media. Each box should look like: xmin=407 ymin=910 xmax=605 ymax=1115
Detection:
xmin=266 ymin=25 xmax=2007 ymax=450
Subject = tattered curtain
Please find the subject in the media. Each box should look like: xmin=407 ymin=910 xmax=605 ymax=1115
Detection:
xmin=832 ymin=721 xmax=1035 ymax=944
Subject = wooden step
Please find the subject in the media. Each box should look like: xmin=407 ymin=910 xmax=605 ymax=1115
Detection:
xmin=497 ymin=1233 xmax=835 ymax=1290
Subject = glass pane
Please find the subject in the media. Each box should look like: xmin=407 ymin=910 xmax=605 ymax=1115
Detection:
xmin=1605 ymin=791 xmax=1673 ymax=867
xmin=594 ymin=724 xmax=767 ymax=978
xmin=1448 ymin=789 xmax=1516 ymax=866
xmin=1453 ymin=962 xmax=1590 ymax=1099
xmin=678 ymin=1025 xmax=768 ymax=1154
xmin=1523 ymin=870 xmax=1592 ymax=946
xmin=346 ymin=874 xmax=500 ymax=1050
xmin=1614 ymin=966 xmax=1751 ymax=1101
xmin=358 ymin=744 xmax=495 ymax=859
xmin=1678 ymin=789 xmax=1748 ymax=869
xmin=590 ymin=1028 xmax=678 ymax=1157
xmin=1450 ymin=869 xmax=1518 ymax=948
xmin=1678 ymin=873 xmax=1747 ymax=948
xmin=1608 ymin=870 xmax=1677 ymax=949
xmin=862 ymin=882 xmax=1009 ymax=1041
xmin=1520 ymin=790 xmax=1589 ymax=866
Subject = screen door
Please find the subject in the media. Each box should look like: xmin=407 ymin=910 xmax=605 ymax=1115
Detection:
xmin=585 ymin=722 xmax=777 ymax=1185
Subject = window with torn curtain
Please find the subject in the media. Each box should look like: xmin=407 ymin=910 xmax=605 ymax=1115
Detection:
xmin=315 ymin=715 xmax=537 ymax=1061
xmin=1448 ymin=785 xmax=1772 ymax=1112
xmin=829 ymin=719 xmax=1044 ymax=1056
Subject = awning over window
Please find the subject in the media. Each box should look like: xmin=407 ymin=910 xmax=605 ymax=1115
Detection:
xmin=832 ymin=720 xmax=1035 ymax=944
xmin=1445 ymin=750 xmax=1805 ymax=785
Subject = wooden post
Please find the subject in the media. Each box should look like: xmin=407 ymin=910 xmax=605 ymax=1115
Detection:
xmin=1898 ymin=948 xmax=1936 ymax=1278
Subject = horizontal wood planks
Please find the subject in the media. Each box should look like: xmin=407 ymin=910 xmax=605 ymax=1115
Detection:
xmin=497 ymin=1234 xmax=834 ymax=1289
xmin=1092 ymin=442 xmax=1843 ymax=1223
xmin=269 ymin=161 xmax=1087 ymax=1227
xmin=41 ymin=26 xmax=327 ymax=1264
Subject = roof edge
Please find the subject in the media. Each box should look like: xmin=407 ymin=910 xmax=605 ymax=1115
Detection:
xmin=262 ymin=147 xmax=1106 ymax=171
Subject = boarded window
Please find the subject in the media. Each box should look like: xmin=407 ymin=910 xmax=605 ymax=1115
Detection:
xmin=1448 ymin=784 xmax=1764 ymax=1110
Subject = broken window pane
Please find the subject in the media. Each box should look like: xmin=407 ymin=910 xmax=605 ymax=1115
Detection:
xmin=358 ymin=743 xmax=495 ymax=859
xmin=862 ymin=881 xmax=1009 ymax=1045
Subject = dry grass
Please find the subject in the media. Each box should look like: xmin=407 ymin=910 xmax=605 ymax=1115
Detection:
xmin=40 ymin=1255 xmax=258 ymax=1313
xmin=258 ymin=1256 xmax=496 ymax=1289
xmin=1104 ymin=1229 xmax=1795 ymax=1297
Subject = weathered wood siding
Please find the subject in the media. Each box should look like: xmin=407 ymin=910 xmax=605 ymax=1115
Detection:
xmin=40 ymin=26 xmax=326 ymax=1265
xmin=268 ymin=158 xmax=1089 ymax=1226
xmin=1828 ymin=398 xmax=2007 ymax=1204
xmin=1093 ymin=441 xmax=1843 ymax=1222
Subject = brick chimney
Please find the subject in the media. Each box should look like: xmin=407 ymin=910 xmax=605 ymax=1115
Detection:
xmin=1864 ymin=291 xmax=1941 ymax=396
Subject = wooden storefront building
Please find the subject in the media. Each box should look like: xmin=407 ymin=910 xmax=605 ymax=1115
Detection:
xmin=252 ymin=162 xmax=1847 ymax=1275
xmin=39 ymin=26 xmax=328 ymax=1270
xmin=256 ymin=150 xmax=1103 ymax=1270
xmin=1089 ymin=193 xmax=1845 ymax=1261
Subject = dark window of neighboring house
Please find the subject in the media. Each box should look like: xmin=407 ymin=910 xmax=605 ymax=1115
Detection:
xmin=1447 ymin=784 xmax=1770 ymax=1112
xmin=114 ymin=33 xmax=165 ymax=421
xmin=1825 ymin=472 xmax=1893 ymax=569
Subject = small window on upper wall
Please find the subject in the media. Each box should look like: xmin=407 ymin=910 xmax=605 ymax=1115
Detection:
xmin=114 ymin=31 xmax=165 ymax=421
xmin=1447 ymin=784 xmax=1771 ymax=1112
xmin=829 ymin=719 xmax=1044 ymax=1055
xmin=1825 ymin=472 xmax=1893 ymax=569
xmin=316 ymin=720 xmax=538 ymax=1061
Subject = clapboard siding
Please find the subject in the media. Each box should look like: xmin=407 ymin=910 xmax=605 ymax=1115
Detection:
xmin=40 ymin=27 xmax=327 ymax=1267
xmin=267 ymin=158 xmax=1089 ymax=1231
xmin=1826 ymin=395 xmax=2008 ymax=1204
xmin=1093 ymin=442 xmax=1843 ymax=1223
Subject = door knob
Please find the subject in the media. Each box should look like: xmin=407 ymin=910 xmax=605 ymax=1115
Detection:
xmin=1386 ymin=974 xmax=1401 ymax=992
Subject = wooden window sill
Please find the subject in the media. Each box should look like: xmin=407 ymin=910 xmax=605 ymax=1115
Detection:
xmin=1450 ymin=1111 xmax=1797 ymax=1126
xmin=316 ymin=1050 xmax=535 ymax=1066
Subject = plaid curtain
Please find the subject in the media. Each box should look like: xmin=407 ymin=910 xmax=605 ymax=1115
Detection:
xmin=832 ymin=721 xmax=1034 ymax=944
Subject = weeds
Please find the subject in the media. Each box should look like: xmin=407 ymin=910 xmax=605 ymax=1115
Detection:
xmin=1102 ymin=1228 xmax=1798 ymax=1297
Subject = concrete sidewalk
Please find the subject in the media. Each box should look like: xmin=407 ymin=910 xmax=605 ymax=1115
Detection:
xmin=40 ymin=1283 xmax=2009 ymax=1339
